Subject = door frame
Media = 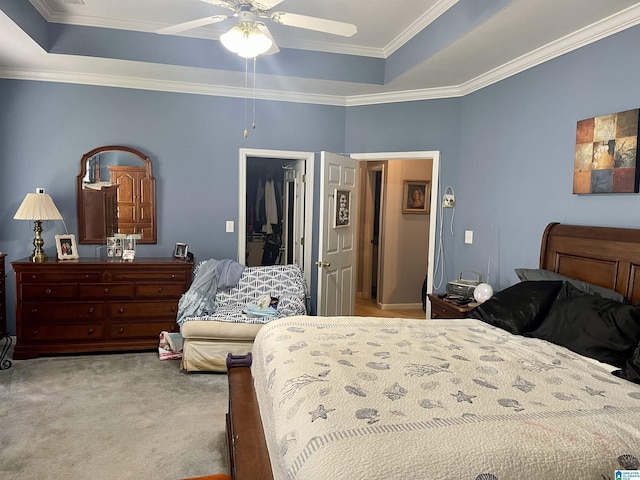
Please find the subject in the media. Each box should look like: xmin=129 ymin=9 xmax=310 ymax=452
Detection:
xmin=238 ymin=148 xmax=315 ymax=289
xmin=359 ymin=162 xmax=385 ymax=305
xmin=351 ymin=151 xmax=440 ymax=319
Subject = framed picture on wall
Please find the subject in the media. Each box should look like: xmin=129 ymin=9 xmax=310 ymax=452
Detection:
xmin=403 ymin=180 xmax=430 ymax=214
xmin=334 ymin=189 xmax=351 ymax=227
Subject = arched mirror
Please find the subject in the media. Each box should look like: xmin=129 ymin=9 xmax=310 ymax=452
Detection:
xmin=76 ymin=145 xmax=157 ymax=244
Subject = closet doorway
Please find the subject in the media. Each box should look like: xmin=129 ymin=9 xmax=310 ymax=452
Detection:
xmin=238 ymin=149 xmax=314 ymax=288
xmin=245 ymin=157 xmax=296 ymax=267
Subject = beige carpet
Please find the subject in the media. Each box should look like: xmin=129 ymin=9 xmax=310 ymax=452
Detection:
xmin=0 ymin=338 xmax=230 ymax=480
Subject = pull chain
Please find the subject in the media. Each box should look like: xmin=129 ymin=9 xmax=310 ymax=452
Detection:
xmin=252 ymin=56 xmax=257 ymax=131
xmin=243 ymin=57 xmax=249 ymax=138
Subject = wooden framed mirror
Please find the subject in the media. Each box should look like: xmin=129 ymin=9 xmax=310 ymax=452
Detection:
xmin=76 ymin=145 xmax=157 ymax=244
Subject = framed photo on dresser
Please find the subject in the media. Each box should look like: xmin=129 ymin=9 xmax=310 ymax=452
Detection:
xmin=55 ymin=234 xmax=79 ymax=260
xmin=174 ymin=242 xmax=188 ymax=258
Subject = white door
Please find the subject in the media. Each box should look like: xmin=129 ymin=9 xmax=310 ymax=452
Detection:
xmin=317 ymin=152 xmax=359 ymax=316
xmin=282 ymin=160 xmax=305 ymax=266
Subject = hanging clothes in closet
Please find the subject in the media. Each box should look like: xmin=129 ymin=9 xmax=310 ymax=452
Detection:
xmin=246 ymin=163 xmax=284 ymax=266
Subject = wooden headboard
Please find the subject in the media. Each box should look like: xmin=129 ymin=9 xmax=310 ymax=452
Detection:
xmin=540 ymin=222 xmax=640 ymax=304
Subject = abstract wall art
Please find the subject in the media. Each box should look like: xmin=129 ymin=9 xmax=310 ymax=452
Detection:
xmin=573 ymin=109 xmax=639 ymax=194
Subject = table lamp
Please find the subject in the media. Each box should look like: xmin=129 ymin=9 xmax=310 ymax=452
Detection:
xmin=14 ymin=188 xmax=63 ymax=262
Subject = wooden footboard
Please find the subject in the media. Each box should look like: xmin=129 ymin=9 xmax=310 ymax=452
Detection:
xmin=226 ymin=353 xmax=274 ymax=480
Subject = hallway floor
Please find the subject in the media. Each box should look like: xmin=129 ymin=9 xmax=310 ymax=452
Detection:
xmin=354 ymin=297 xmax=426 ymax=319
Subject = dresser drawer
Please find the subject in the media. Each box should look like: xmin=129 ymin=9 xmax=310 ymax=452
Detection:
xmin=22 ymin=302 xmax=104 ymax=322
xmin=20 ymin=271 xmax=102 ymax=283
xmin=135 ymin=283 xmax=186 ymax=298
xmin=21 ymin=323 xmax=105 ymax=342
xmin=79 ymin=283 xmax=134 ymax=298
xmin=109 ymin=321 xmax=179 ymax=339
xmin=111 ymin=271 xmax=187 ymax=281
xmin=108 ymin=300 xmax=178 ymax=319
xmin=21 ymin=284 xmax=77 ymax=300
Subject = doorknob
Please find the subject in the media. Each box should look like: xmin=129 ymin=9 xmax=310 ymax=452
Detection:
xmin=314 ymin=261 xmax=331 ymax=268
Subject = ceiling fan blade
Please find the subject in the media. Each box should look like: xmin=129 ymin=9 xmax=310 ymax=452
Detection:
xmin=270 ymin=12 xmax=357 ymax=37
xmin=198 ymin=0 xmax=237 ymax=10
xmin=156 ymin=15 xmax=228 ymax=35
xmin=253 ymin=0 xmax=286 ymax=9
xmin=256 ymin=22 xmax=280 ymax=55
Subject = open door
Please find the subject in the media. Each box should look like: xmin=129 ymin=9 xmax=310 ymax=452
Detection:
xmin=317 ymin=152 xmax=359 ymax=316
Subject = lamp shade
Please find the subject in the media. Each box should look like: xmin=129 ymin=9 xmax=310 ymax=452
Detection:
xmin=473 ymin=283 xmax=494 ymax=304
xmin=220 ymin=23 xmax=272 ymax=58
xmin=14 ymin=189 xmax=63 ymax=221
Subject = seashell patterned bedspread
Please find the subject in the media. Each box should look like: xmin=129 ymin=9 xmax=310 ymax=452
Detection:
xmin=252 ymin=316 xmax=640 ymax=480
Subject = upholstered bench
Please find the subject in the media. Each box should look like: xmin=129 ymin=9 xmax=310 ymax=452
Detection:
xmin=179 ymin=263 xmax=307 ymax=372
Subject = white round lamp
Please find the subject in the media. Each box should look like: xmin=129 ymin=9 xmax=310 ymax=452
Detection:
xmin=473 ymin=283 xmax=494 ymax=304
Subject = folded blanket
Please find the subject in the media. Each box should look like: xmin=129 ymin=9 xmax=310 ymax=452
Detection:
xmin=243 ymin=302 xmax=278 ymax=318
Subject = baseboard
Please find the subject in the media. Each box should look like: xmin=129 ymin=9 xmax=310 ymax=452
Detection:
xmin=377 ymin=302 xmax=423 ymax=310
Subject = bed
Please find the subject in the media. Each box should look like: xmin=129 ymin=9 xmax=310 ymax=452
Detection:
xmin=225 ymin=222 xmax=640 ymax=480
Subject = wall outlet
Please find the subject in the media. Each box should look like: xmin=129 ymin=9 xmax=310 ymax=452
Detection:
xmin=443 ymin=193 xmax=455 ymax=208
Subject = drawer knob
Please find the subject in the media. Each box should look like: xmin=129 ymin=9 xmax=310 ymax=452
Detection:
xmin=32 ymin=329 xmax=38 ymax=336
xmin=88 ymin=307 xmax=94 ymax=314
xmin=118 ymin=327 xmax=125 ymax=334
xmin=119 ymin=307 xmax=125 ymax=314
xmin=88 ymin=328 xmax=95 ymax=335
xmin=30 ymin=308 xmax=38 ymax=314
xmin=171 ymin=306 xmax=176 ymax=312
xmin=171 ymin=274 xmax=175 ymax=278
xmin=103 ymin=288 xmax=110 ymax=294
xmin=45 ymin=288 xmax=52 ymax=295
xmin=157 ymin=287 xmax=163 ymax=293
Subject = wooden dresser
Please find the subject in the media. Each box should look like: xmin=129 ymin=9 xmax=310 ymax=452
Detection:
xmin=12 ymin=257 xmax=193 ymax=359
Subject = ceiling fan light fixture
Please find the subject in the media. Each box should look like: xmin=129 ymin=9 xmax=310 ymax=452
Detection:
xmin=221 ymin=22 xmax=272 ymax=59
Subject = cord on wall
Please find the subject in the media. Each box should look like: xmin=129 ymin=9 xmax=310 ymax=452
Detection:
xmin=433 ymin=184 xmax=456 ymax=290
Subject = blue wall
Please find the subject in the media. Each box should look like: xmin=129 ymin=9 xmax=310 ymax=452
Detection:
xmin=2 ymin=24 xmax=640 ymax=334
xmin=453 ymin=25 xmax=640 ymax=290
xmin=0 ymin=81 xmax=345 ymax=333
xmin=347 ymin=25 xmax=640 ymax=293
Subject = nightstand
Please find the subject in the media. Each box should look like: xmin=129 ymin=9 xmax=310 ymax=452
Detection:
xmin=427 ymin=293 xmax=477 ymax=319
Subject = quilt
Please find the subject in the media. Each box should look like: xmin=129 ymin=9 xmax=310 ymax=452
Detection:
xmin=252 ymin=316 xmax=640 ymax=480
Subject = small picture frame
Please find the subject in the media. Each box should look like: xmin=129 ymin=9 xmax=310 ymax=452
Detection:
xmin=334 ymin=189 xmax=351 ymax=227
xmin=55 ymin=234 xmax=79 ymax=260
xmin=174 ymin=242 xmax=188 ymax=258
xmin=124 ymin=235 xmax=136 ymax=252
xmin=106 ymin=236 xmax=122 ymax=257
xmin=403 ymin=180 xmax=430 ymax=214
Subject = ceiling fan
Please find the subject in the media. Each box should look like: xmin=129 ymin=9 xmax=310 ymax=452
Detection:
xmin=157 ymin=0 xmax=358 ymax=57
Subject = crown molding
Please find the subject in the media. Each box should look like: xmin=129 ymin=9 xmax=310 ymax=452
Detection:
xmin=0 ymin=65 xmax=348 ymax=106
xmin=383 ymin=0 xmax=458 ymax=57
xmin=458 ymin=2 xmax=640 ymax=97
xmin=9 ymin=2 xmax=640 ymax=107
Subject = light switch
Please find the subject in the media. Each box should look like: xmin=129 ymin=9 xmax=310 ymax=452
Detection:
xmin=226 ymin=221 xmax=234 ymax=233
xmin=464 ymin=230 xmax=473 ymax=244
